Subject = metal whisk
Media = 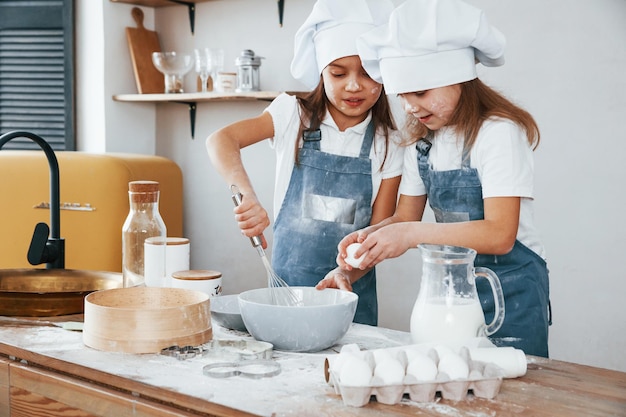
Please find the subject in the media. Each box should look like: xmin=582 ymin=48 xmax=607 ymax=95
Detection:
xmin=230 ymin=185 xmax=302 ymax=307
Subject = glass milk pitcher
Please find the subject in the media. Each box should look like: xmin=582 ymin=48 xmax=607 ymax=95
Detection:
xmin=410 ymin=244 xmax=505 ymax=344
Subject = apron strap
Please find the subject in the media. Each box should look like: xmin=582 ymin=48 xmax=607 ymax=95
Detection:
xmin=416 ymin=138 xmax=432 ymax=156
xmin=461 ymin=146 xmax=472 ymax=168
xmin=417 ymin=137 xmax=472 ymax=168
xmin=358 ymin=120 xmax=375 ymax=159
xmin=302 ymin=129 xmax=321 ymax=150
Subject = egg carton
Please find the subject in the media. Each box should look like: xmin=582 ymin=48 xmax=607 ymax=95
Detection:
xmin=325 ymin=344 xmax=506 ymax=407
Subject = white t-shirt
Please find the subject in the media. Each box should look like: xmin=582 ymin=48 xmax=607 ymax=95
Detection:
xmin=399 ymin=118 xmax=546 ymax=259
xmin=264 ymin=93 xmax=404 ymax=220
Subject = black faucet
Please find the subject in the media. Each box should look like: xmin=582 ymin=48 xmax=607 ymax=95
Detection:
xmin=0 ymin=130 xmax=65 ymax=269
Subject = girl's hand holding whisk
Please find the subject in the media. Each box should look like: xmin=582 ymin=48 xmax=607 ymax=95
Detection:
xmin=233 ymin=191 xmax=270 ymax=249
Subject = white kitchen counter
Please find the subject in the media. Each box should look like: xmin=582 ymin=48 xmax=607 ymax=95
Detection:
xmin=1 ymin=317 xmax=624 ymax=417
xmin=0 ymin=317 xmax=411 ymax=416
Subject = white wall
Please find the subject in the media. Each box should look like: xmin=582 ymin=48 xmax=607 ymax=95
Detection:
xmin=80 ymin=0 xmax=626 ymax=372
xmin=76 ymin=1 xmax=159 ymax=154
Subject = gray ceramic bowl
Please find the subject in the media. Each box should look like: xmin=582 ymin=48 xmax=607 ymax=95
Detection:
xmin=238 ymin=287 xmax=358 ymax=352
xmin=210 ymin=294 xmax=247 ymax=332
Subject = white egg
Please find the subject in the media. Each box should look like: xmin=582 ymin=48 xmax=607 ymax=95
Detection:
xmin=331 ymin=352 xmax=354 ymax=375
xmin=331 ymin=344 xmax=362 ymax=374
xmin=404 ymin=348 xmax=425 ymax=363
xmin=438 ymin=352 xmax=470 ymax=380
xmin=374 ymin=358 xmax=405 ymax=385
xmin=339 ymin=356 xmax=373 ymax=386
xmin=345 ymin=243 xmax=366 ymax=268
xmin=433 ymin=345 xmax=455 ymax=361
xmin=339 ymin=344 xmax=361 ymax=355
xmin=406 ymin=352 xmax=438 ymax=382
xmin=469 ymin=369 xmax=483 ymax=380
xmin=372 ymin=349 xmax=394 ymax=364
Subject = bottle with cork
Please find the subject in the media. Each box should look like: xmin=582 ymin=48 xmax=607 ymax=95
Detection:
xmin=122 ymin=181 xmax=167 ymax=288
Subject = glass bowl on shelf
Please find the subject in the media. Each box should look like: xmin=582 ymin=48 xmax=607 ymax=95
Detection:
xmin=152 ymin=52 xmax=194 ymax=94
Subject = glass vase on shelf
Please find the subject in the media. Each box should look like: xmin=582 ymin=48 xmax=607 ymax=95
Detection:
xmin=194 ymin=48 xmax=225 ymax=93
xmin=209 ymin=48 xmax=224 ymax=90
xmin=152 ymin=51 xmax=194 ymax=94
xmin=194 ymin=48 xmax=211 ymax=93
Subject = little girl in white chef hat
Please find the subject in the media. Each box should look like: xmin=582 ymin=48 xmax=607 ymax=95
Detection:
xmin=206 ymin=0 xmax=404 ymax=326
xmin=323 ymin=0 xmax=551 ymax=356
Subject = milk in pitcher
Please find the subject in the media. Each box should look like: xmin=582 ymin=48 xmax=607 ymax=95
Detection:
xmin=410 ymin=244 xmax=505 ymax=345
xmin=410 ymin=297 xmax=485 ymax=344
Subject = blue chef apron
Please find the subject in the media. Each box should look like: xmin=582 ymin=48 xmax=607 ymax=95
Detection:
xmin=272 ymin=121 xmax=378 ymax=326
xmin=416 ymin=138 xmax=551 ymax=357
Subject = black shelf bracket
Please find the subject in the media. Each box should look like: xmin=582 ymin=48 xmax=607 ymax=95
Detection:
xmin=278 ymin=0 xmax=284 ymax=27
xmin=166 ymin=0 xmax=196 ymax=34
xmin=173 ymin=101 xmax=197 ymax=139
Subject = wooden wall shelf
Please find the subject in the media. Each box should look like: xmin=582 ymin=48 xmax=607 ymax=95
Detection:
xmin=110 ymin=0 xmax=296 ymax=137
xmin=112 ymin=91 xmax=305 ymax=138
xmin=112 ymin=91 xmax=283 ymax=103
xmin=111 ymin=0 xmax=215 ymax=34
xmin=111 ymin=0 xmax=212 ymax=7
xmin=111 ymin=0 xmax=286 ymax=31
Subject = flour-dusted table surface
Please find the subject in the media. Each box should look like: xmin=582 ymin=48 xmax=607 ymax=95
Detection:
xmin=0 ymin=316 xmax=624 ymax=416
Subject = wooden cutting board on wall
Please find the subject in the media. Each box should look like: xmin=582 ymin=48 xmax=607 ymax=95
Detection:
xmin=126 ymin=7 xmax=163 ymax=94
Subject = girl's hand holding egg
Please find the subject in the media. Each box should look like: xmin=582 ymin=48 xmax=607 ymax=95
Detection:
xmin=345 ymin=243 xmax=367 ymax=268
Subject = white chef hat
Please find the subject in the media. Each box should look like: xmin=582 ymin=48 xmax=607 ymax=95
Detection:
xmin=357 ymin=0 xmax=506 ymax=94
xmin=290 ymin=0 xmax=394 ymax=90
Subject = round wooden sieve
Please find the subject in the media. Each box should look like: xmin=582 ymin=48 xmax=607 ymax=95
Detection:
xmin=83 ymin=287 xmax=212 ymax=353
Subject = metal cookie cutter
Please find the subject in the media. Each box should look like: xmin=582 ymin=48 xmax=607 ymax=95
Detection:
xmin=203 ymin=360 xmax=281 ymax=379
xmin=204 ymin=339 xmax=273 ymax=361
xmin=161 ymin=340 xmax=274 ymax=361
xmin=161 ymin=345 xmax=204 ymax=360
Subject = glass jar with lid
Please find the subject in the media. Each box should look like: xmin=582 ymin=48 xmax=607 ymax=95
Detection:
xmin=122 ymin=181 xmax=167 ymax=288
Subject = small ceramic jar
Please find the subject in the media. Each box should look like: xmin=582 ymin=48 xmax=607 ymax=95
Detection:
xmin=215 ymin=72 xmax=237 ymax=92
xmin=144 ymin=237 xmax=190 ymax=287
xmin=171 ymin=270 xmax=222 ymax=297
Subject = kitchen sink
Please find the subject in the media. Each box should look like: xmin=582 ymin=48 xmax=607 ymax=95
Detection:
xmin=0 ymin=269 xmax=122 ymax=317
